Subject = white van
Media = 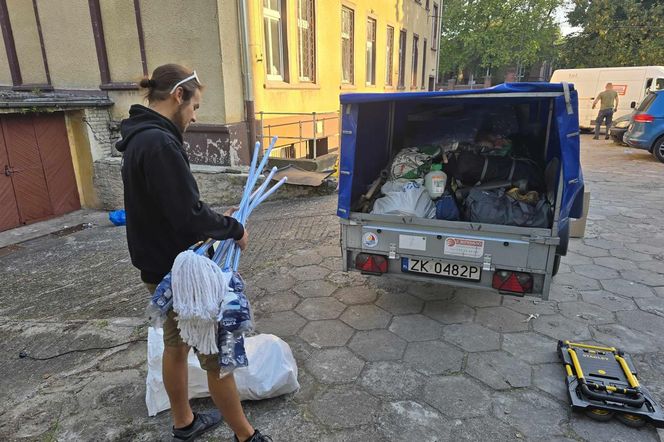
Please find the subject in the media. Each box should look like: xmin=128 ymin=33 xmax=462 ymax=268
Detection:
xmin=550 ymin=66 xmax=664 ymax=130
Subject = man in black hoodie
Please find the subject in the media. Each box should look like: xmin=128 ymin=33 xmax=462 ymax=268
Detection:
xmin=117 ymin=64 xmax=269 ymax=442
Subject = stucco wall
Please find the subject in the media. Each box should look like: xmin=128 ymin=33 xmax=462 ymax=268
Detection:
xmin=0 ymin=24 xmax=13 ymax=86
xmin=140 ymin=0 xmax=228 ymax=124
xmin=37 ymin=0 xmax=100 ymax=89
xmin=99 ymin=0 xmax=143 ymax=83
xmin=217 ymin=0 xmax=246 ymax=123
xmin=6 ymin=0 xmax=47 ymax=85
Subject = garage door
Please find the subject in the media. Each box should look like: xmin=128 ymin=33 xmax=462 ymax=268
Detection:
xmin=0 ymin=113 xmax=80 ymax=232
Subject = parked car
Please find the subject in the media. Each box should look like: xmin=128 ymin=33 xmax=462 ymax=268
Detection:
xmin=624 ymin=91 xmax=664 ymax=163
xmin=609 ymin=113 xmax=633 ymax=144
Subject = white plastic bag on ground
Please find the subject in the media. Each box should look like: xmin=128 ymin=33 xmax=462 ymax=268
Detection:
xmin=372 ymin=185 xmax=436 ymax=218
xmin=145 ymin=327 xmax=299 ymax=416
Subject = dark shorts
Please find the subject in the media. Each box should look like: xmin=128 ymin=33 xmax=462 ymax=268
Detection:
xmin=145 ymin=283 xmax=219 ymax=372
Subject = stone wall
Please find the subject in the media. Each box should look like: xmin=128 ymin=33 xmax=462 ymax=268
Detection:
xmin=82 ymin=107 xmax=120 ymax=161
xmin=93 ymin=157 xmax=335 ymax=211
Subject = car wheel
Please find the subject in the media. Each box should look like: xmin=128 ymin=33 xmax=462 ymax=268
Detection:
xmin=653 ymin=137 xmax=664 ymax=163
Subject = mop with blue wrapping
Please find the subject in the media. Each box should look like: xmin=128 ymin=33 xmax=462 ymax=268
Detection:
xmin=146 ymin=136 xmax=286 ymax=375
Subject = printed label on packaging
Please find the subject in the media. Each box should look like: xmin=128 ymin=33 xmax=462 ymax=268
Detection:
xmin=444 ymin=237 xmax=485 ymax=258
xmin=399 ymin=234 xmax=427 ymax=251
xmin=363 ymin=232 xmax=379 ymax=248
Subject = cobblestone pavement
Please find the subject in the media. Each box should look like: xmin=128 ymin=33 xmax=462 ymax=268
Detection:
xmin=1 ymin=135 xmax=664 ymax=441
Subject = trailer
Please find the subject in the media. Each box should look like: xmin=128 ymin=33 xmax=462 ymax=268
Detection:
xmin=337 ymin=83 xmax=585 ymax=300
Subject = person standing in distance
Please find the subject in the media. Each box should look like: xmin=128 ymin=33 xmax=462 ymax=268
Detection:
xmin=592 ymin=82 xmax=619 ymax=140
xmin=116 ymin=63 xmax=270 ymax=442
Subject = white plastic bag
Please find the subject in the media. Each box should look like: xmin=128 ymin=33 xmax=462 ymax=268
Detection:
xmin=145 ymin=327 xmax=299 ymax=416
xmin=371 ymin=185 xmax=436 ymax=218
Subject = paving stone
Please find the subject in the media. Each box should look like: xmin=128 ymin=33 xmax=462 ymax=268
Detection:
xmin=388 ymin=314 xmax=443 ymax=342
xmin=569 ymin=412 xmax=659 ymax=442
xmin=284 ymin=335 xmax=317 ymax=362
xmin=358 ymin=361 xmax=426 ymax=400
xmin=305 ymin=347 xmax=365 ymax=384
xmin=237 ymin=398 xmax=324 ymax=442
xmin=340 ymin=304 xmax=391 ymax=330
xmin=492 ymin=389 xmax=568 ymax=439
xmin=572 ymin=264 xmax=621 ymax=280
xmin=584 ymin=238 xmax=624 ymax=250
xmin=333 ymin=286 xmax=378 ymax=305
xmin=449 ymin=416 xmax=521 ymax=442
xmin=634 ymin=297 xmax=664 ymax=317
xmin=593 ymin=256 xmax=639 ymax=271
xmin=293 ymin=280 xmax=338 ymax=298
xmin=288 ymin=250 xmax=323 ymax=267
xmin=291 ymin=265 xmax=330 ymax=282
xmin=557 ymin=262 xmax=572 ymax=274
xmin=407 ymin=282 xmax=455 ymax=301
xmin=368 ymin=276 xmax=412 ymax=294
xmin=625 ymin=242 xmax=663 ymax=256
xmin=656 ymin=287 xmax=664 ymax=297
xmin=554 ymin=272 xmax=601 ymax=291
xmin=423 ymin=300 xmax=475 ymax=324
xmin=403 ymin=340 xmax=465 ymax=375
xmin=532 ymin=314 xmax=592 ymax=340
xmin=610 ymin=247 xmax=652 ymax=262
xmin=616 ymin=310 xmax=664 ymax=336
xmin=377 ymin=400 xmax=454 ymax=441
xmin=600 ymin=278 xmax=655 ymax=298
xmin=348 ymin=330 xmax=407 ymax=361
xmin=620 ymin=269 xmax=664 ymax=287
xmin=548 ymin=284 xmax=580 ymax=302
xmin=465 ymin=351 xmax=531 ymax=390
xmin=590 ymin=323 xmax=664 ymax=354
xmin=562 ymin=251 xmax=593 ymax=266
xmin=442 ymin=323 xmax=500 ymax=352
xmin=321 ymin=428 xmax=388 ymax=442
xmin=256 ymin=311 xmax=306 ymax=336
xmin=631 ymin=352 xmax=664 ymax=405
xmin=454 ymin=288 xmax=502 ymax=307
xmin=579 ymin=290 xmax=637 ymax=311
xmin=314 ymin=245 xmax=342 ymax=258
xmin=298 ymin=320 xmax=354 ymax=347
xmin=638 ymin=260 xmax=664 ymax=275
xmin=532 ymin=363 xmax=569 ymax=401
xmin=295 ymin=297 xmax=346 ymax=320
xmin=254 ymin=272 xmax=296 ymax=292
xmin=254 ymin=292 xmax=300 ymax=314
xmin=474 ymin=306 xmax=529 ymax=332
xmin=570 ymin=243 xmax=609 ymax=258
xmin=423 ymin=375 xmax=491 ymax=419
xmin=310 ymin=387 xmax=380 ymax=429
xmin=320 ymin=256 xmax=342 ymax=271
xmin=502 ymin=296 xmax=557 ymax=316
xmin=325 ymin=270 xmax=367 ymax=287
xmin=375 ymin=291 xmax=424 ymax=315
xmin=502 ymin=332 xmax=559 ymax=364
xmin=558 ymin=301 xmax=615 ymax=324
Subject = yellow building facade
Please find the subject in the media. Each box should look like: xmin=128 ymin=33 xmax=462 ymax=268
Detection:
xmin=247 ymin=0 xmax=442 ymax=160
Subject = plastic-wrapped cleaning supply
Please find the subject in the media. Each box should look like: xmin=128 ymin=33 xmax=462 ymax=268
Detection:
xmin=424 ymin=163 xmax=447 ymax=199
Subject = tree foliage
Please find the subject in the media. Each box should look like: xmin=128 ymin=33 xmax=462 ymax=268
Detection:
xmin=558 ymin=0 xmax=664 ymax=68
xmin=439 ymin=0 xmax=560 ymax=79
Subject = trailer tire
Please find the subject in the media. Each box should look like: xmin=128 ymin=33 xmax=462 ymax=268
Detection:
xmin=552 ymin=255 xmax=561 ymax=277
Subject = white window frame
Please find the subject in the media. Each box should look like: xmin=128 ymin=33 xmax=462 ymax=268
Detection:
xmin=264 ymin=1 xmax=285 ymax=81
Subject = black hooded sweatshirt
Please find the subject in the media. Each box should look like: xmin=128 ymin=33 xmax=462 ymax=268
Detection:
xmin=116 ymin=105 xmax=244 ymax=284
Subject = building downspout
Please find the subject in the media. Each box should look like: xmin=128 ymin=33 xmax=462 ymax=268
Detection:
xmin=434 ymin=1 xmax=443 ymax=88
xmin=238 ymin=0 xmax=257 ymax=159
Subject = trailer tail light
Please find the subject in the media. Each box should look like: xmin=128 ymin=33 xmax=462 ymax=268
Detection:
xmin=634 ymin=114 xmax=654 ymax=123
xmin=492 ymin=270 xmax=533 ymax=294
xmin=355 ymin=253 xmax=388 ymax=275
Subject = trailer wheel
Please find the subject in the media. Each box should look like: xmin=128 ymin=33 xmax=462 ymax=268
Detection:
xmin=616 ymin=413 xmax=647 ymax=428
xmin=552 ymin=255 xmax=561 ymax=277
xmin=585 ymin=408 xmax=614 ymax=422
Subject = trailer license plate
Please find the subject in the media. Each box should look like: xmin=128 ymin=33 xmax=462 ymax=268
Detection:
xmin=402 ymin=258 xmax=481 ymax=281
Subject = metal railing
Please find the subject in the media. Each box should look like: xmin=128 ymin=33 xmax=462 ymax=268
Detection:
xmin=257 ymin=111 xmax=340 ymax=160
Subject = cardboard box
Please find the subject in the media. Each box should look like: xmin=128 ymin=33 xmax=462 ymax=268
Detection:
xmin=570 ymin=191 xmax=591 ymax=238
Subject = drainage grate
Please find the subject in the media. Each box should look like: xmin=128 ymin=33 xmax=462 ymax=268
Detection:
xmin=51 ymin=223 xmax=94 ymax=237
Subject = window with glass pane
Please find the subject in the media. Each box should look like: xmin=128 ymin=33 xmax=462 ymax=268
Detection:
xmin=411 ymin=35 xmax=419 ymax=88
xmin=398 ymin=29 xmax=406 ymax=88
xmin=341 ymin=7 xmax=354 ymax=84
xmin=263 ymin=0 xmax=285 ymax=80
xmin=297 ymin=0 xmax=315 ymax=82
xmin=366 ymin=18 xmax=376 ymax=85
xmin=431 ymin=3 xmax=439 ymax=50
xmin=385 ymin=26 xmax=394 ymax=86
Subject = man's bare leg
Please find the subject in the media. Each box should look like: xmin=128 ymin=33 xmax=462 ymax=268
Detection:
xmin=163 ymin=345 xmax=195 ymax=428
xmin=207 ymin=371 xmax=254 ymax=441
